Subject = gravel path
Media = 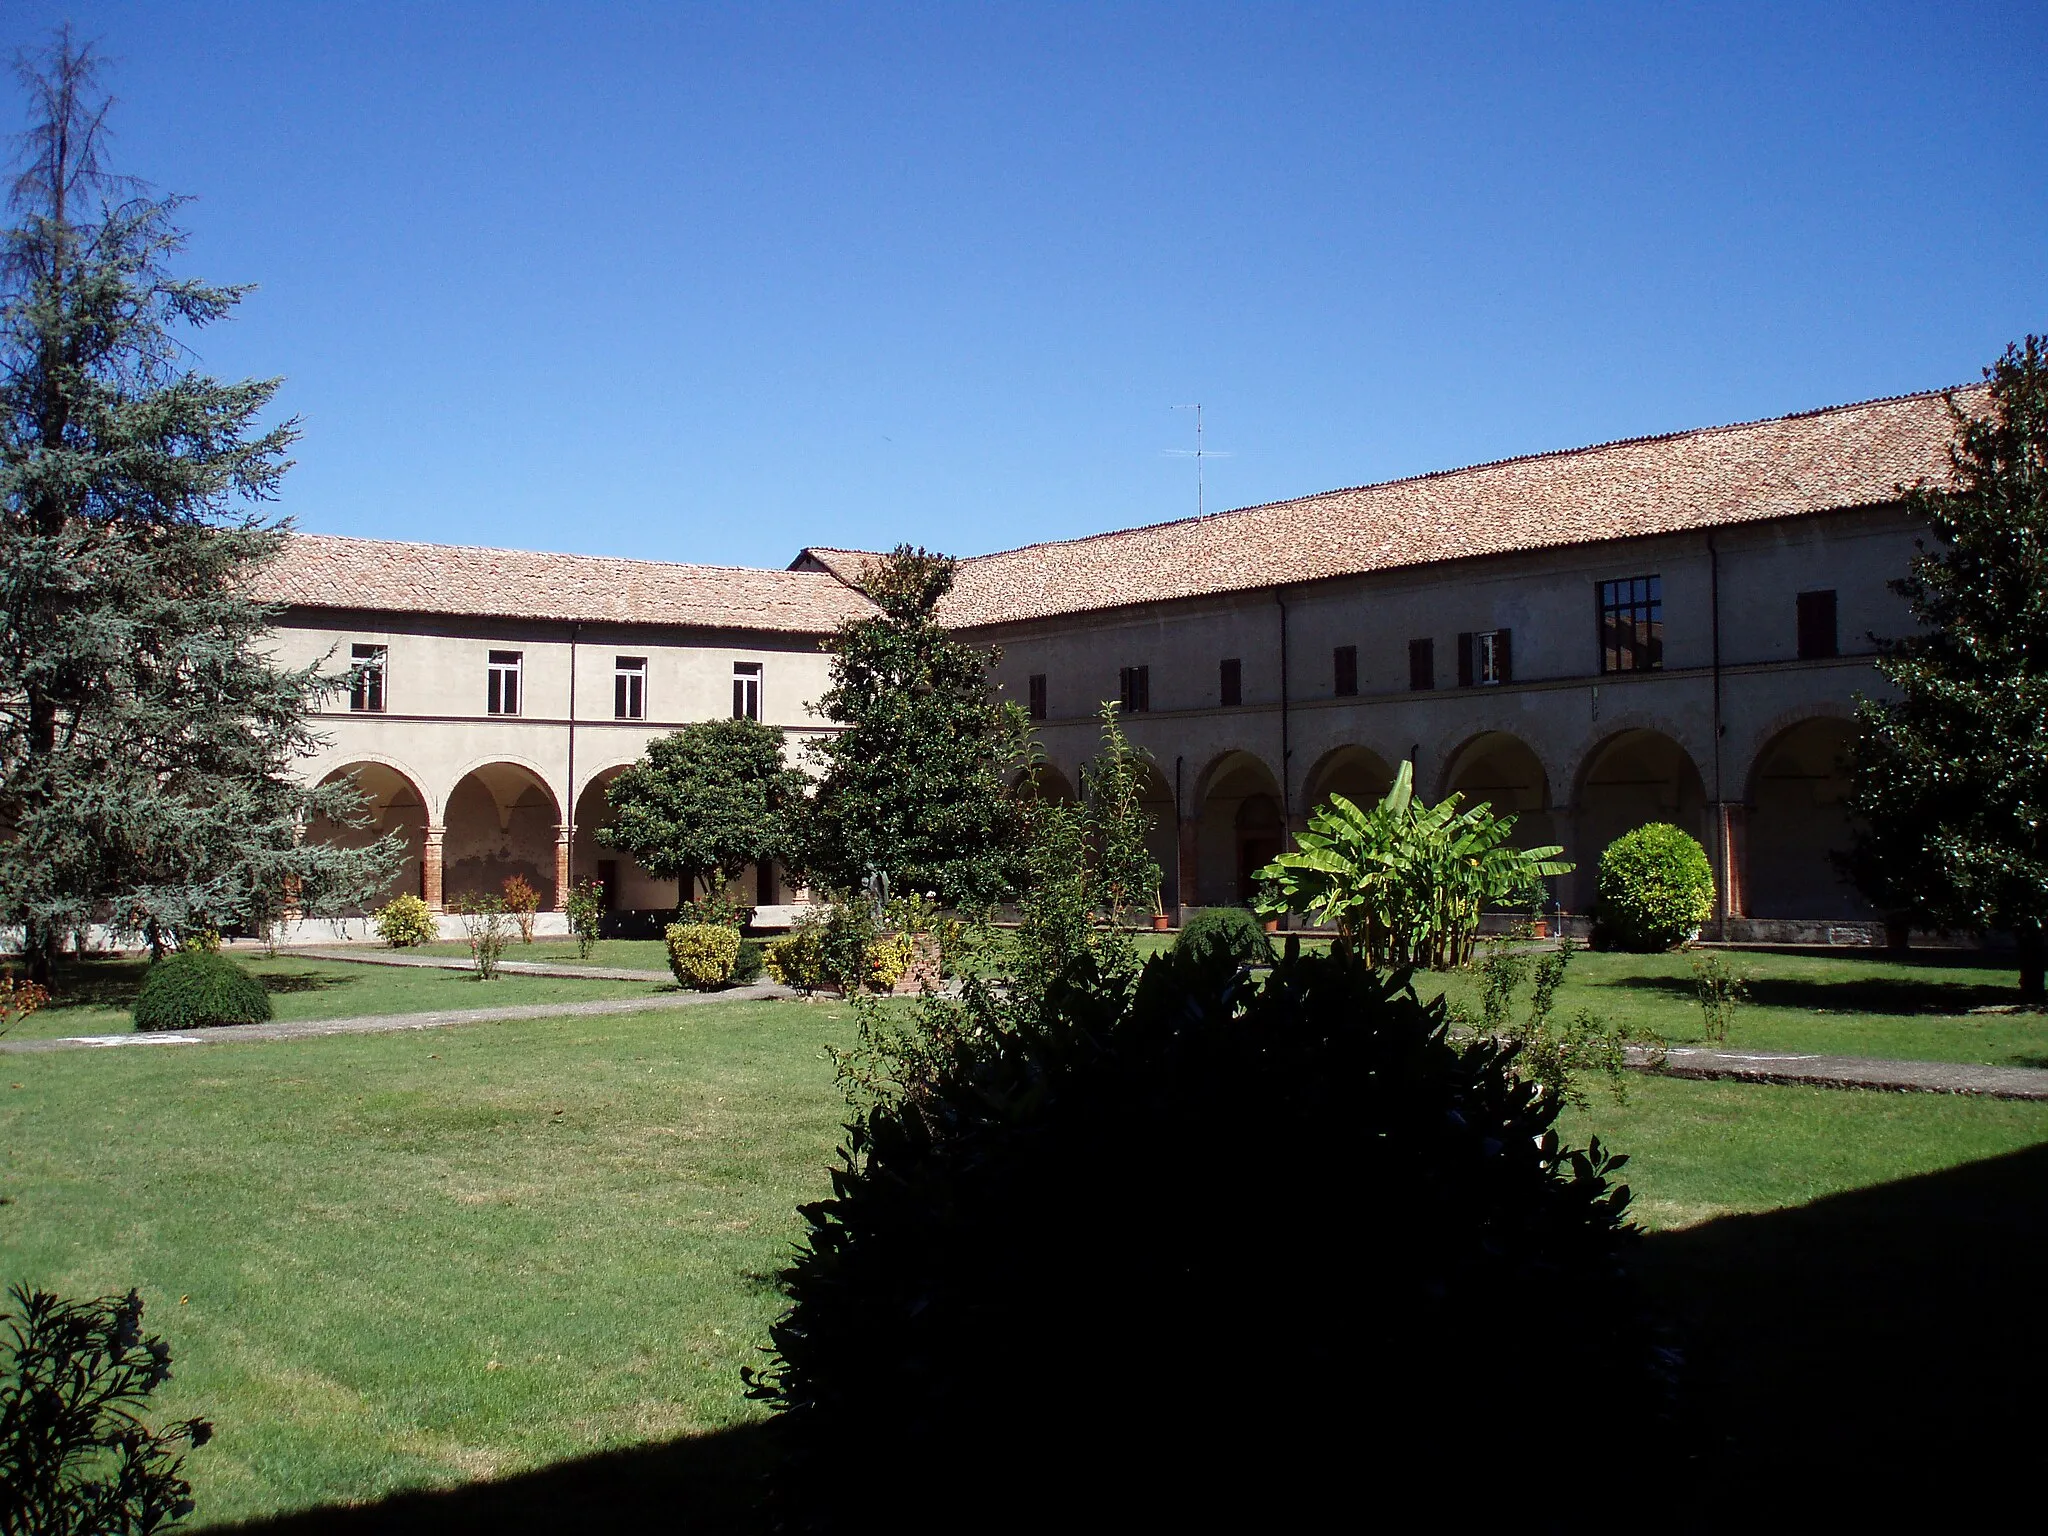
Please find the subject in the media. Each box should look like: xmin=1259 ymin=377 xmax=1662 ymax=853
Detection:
xmin=0 ymin=983 xmax=798 ymax=1054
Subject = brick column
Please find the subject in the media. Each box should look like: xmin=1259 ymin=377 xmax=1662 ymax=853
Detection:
xmin=1177 ymin=814 xmax=1200 ymax=915
xmin=1716 ymin=803 xmax=1748 ymax=923
xmin=422 ymin=825 xmax=446 ymax=911
xmin=553 ymin=827 xmax=572 ymax=911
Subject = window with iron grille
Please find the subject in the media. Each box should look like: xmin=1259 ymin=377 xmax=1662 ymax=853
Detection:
xmin=1408 ymin=638 xmax=1434 ymax=691
xmin=487 ymin=650 xmax=522 ymax=715
xmin=1598 ymin=577 xmax=1662 ymax=673
xmin=1119 ymin=665 xmax=1150 ymax=713
xmin=348 ymin=644 xmax=386 ymax=712
xmin=1027 ymin=673 xmax=1047 ymax=721
xmin=1796 ymin=589 xmax=1838 ymax=660
xmin=1333 ymin=645 xmax=1358 ymax=697
xmin=1219 ymin=658 xmax=1242 ymax=707
xmin=733 ymin=662 xmax=763 ymax=721
xmin=614 ymin=656 xmax=647 ymax=720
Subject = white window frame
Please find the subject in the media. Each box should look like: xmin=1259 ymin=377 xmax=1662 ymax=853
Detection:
xmin=348 ymin=643 xmax=387 ymax=713
xmin=487 ymin=650 xmax=523 ymax=716
xmin=1475 ymin=630 xmax=1505 ymax=686
xmin=732 ymin=661 xmax=763 ymax=721
xmin=614 ymin=656 xmax=647 ymax=720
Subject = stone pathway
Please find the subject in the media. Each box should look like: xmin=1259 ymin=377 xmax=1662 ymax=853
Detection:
xmin=1633 ymin=1043 xmax=2048 ymax=1101
xmin=0 ymin=983 xmax=798 ymax=1055
xmin=282 ymin=946 xmax=674 ymax=982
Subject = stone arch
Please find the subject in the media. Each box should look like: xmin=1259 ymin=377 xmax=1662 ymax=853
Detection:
xmin=444 ymin=761 xmax=564 ymax=909
xmin=1569 ymin=729 xmax=1710 ymax=910
xmin=1194 ymin=750 xmax=1285 ymax=906
xmin=306 ymin=760 xmax=430 ymax=913
xmin=1016 ymin=762 xmax=1079 ymax=804
xmin=1742 ymin=715 xmax=1867 ymax=920
xmin=1131 ymin=757 xmax=1179 ymax=918
xmin=1440 ymin=730 xmax=1560 ymax=859
xmin=1302 ymin=744 xmax=1397 ymax=818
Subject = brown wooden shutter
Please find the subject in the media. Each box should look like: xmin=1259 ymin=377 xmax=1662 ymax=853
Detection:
xmin=1457 ymin=632 xmax=1474 ymax=688
xmin=1409 ymin=638 xmax=1433 ymax=691
xmin=1495 ymin=628 xmax=1512 ymax=683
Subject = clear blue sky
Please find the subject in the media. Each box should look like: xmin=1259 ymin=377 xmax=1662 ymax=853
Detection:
xmin=13 ymin=2 xmax=2046 ymax=566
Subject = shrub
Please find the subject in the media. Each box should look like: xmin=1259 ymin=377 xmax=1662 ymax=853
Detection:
xmin=1597 ymin=823 xmax=1716 ymax=951
xmin=1175 ymin=906 xmax=1274 ymax=970
xmin=1 ymin=1284 xmax=212 ymax=1535
xmin=372 ymin=894 xmax=436 ymax=949
xmin=765 ymin=923 xmax=831 ymax=992
xmin=565 ymin=880 xmax=605 ymax=959
xmin=1691 ymin=953 xmax=1748 ymax=1042
xmin=747 ymin=943 xmax=1668 ymax=1523
xmin=666 ymin=922 xmax=741 ymax=990
xmin=681 ymin=889 xmax=755 ymax=932
xmin=501 ymin=875 xmax=541 ymax=943
xmin=453 ymin=896 xmax=511 ymax=980
xmin=733 ymin=938 xmax=765 ymax=985
xmin=0 ymin=976 xmax=49 ymax=1038
xmin=865 ymin=931 xmax=915 ymax=992
xmin=132 ymin=951 xmax=272 ymax=1031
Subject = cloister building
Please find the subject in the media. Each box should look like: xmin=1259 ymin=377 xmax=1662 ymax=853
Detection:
xmin=263 ymin=384 xmax=1976 ymax=937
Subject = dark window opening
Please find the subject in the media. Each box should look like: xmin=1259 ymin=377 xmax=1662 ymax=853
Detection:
xmin=1027 ymin=673 xmax=1047 ymax=721
xmin=1219 ymin=658 xmax=1242 ymax=707
xmin=1408 ymin=638 xmax=1435 ymax=692
xmin=1333 ymin=645 xmax=1358 ymax=697
xmin=348 ymin=644 xmax=386 ymax=712
xmin=1457 ymin=629 xmax=1512 ymax=687
xmin=1797 ymin=589 xmax=1838 ymax=660
xmin=1599 ymin=577 xmax=1663 ymax=673
xmin=1120 ymin=665 xmax=1151 ymax=713
xmin=487 ymin=650 xmax=522 ymax=715
xmin=614 ymin=656 xmax=647 ymax=720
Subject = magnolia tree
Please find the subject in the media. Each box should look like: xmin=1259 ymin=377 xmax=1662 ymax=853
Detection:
xmin=1255 ymin=762 xmax=1570 ymax=969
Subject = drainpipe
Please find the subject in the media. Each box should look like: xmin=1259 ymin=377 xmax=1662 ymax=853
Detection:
xmin=1709 ymin=534 xmax=1725 ymax=940
xmin=1274 ymin=589 xmax=1294 ymax=842
xmin=565 ymin=620 xmax=581 ymax=912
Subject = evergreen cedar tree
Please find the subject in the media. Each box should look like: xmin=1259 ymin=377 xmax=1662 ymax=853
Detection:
xmin=748 ymin=942 xmax=1668 ymax=1529
xmin=599 ymin=717 xmax=807 ymax=901
xmin=799 ymin=546 xmax=1028 ymax=907
xmin=0 ymin=33 xmax=397 ymax=981
xmin=1847 ymin=339 xmax=2048 ymax=1001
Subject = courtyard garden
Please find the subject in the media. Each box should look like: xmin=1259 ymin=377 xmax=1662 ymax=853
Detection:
xmin=4 ymin=938 xmax=2047 ymax=1528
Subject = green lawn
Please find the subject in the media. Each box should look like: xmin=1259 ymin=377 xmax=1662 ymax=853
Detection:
xmin=404 ymin=939 xmax=676 ymax=971
xmin=1417 ymin=945 xmax=2045 ymax=1067
xmin=5 ymin=984 xmax=2048 ymax=1528
xmin=3 ymin=954 xmax=684 ymax=1041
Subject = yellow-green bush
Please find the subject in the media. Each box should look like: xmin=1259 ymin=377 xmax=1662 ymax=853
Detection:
xmin=665 ymin=922 xmax=741 ymax=990
xmin=1595 ymin=823 xmax=1714 ymax=951
xmin=866 ymin=931 xmax=915 ymax=992
xmin=765 ymin=924 xmax=831 ymax=991
xmin=373 ymin=894 xmax=436 ymax=948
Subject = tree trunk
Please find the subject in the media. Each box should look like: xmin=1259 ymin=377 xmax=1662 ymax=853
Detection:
xmin=2018 ymin=922 xmax=2046 ymax=1006
xmin=1885 ymin=914 xmax=1912 ymax=956
xmin=23 ymin=920 xmax=56 ymax=988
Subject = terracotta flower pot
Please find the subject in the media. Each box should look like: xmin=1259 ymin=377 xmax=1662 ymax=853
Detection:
xmin=1263 ymin=919 xmax=1280 ymax=934
xmin=1152 ymin=914 xmax=1171 ymax=932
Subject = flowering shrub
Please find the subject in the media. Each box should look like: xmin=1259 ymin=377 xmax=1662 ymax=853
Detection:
xmin=501 ymin=875 xmax=541 ymax=943
xmin=0 ymin=976 xmax=49 ymax=1038
xmin=372 ymin=894 xmax=436 ymax=949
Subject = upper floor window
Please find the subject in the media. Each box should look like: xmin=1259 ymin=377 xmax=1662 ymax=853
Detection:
xmin=1027 ymin=673 xmax=1047 ymax=721
xmin=1120 ymin=664 xmax=1151 ymax=714
xmin=487 ymin=650 xmax=522 ymax=715
xmin=1796 ymin=589 xmax=1838 ymax=660
xmin=1333 ymin=645 xmax=1358 ymax=697
xmin=348 ymin=644 xmax=386 ymax=712
xmin=1458 ymin=629 xmax=1512 ymax=687
xmin=615 ymin=656 xmax=647 ymax=720
xmin=1408 ymin=638 xmax=1435 ymax=692
xmin=1599 ymin=576 xmax=1662 ymax=673
xmin=1219 ymin=658 xmax=1242 ymax=707
xmin=733 ymin=661 xmax=762 ymax=721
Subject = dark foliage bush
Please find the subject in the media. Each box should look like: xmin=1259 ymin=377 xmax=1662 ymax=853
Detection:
xmin=131 ymin=950 xmax=272 ymax=1031
xmin=1 ymin=1284 xmax=212 ymax=1534
xmin=732 ymin=939 xmax=764 ymax=986
xmin=1173 ymin=903 xmax=1274 ymax=970
xmin=749 ymin=943 xmax=1669 ymax=1527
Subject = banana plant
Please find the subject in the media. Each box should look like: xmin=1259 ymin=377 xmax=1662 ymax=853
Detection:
xmin=1255 ymin=761 xmax=1571 ymax=970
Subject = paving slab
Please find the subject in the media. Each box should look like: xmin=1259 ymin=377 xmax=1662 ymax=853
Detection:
xmin=0 ymin=984 xmax=798 ymax=1054
xmin=1631 ymin=1043 xmax=2048 ymax=1101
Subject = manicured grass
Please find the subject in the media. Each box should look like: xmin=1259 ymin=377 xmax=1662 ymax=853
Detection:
xmin=4 ymin=954 xmax=684 ymax=1041
xmin=406 ymin=940 xmax=675 ymax=971
xmin=6 ymin=988 xmax=2048 ymax=1528
xmin=1418 ymin=945 xmax=2045 ymax=1067
xmin=0 ymin=997 xmax=857 ymax=1527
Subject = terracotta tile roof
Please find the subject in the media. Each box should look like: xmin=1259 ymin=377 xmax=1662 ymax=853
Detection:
xmin=787 ymin=547 xmax=885 ymax=586
xmin=260 ymin=534 xmax=877 ymax=633
xmin=937 ymin=386 xmax=1983 ymax=629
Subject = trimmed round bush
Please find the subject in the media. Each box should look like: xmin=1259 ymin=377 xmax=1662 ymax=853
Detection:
xmin=749 ymin=945 xmax=1667 ymax=1523
xmin=665 ymin=922 xmax=741 ymax=990
xmin=1174 ymin=905 xmax=1275 ymax=970
xmin=1597 ymin=822 xmax=1715 ymax=951
xmin=373 ymin=894 xmax=436 ymax=949
xmin=132 ymin=950 xmax=273 ymax=1031
xmin=765 ymin=926 xmax=829 ymax=992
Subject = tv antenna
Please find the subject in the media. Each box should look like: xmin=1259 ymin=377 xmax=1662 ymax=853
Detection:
xmin=1166 ymin=403 xmax=1229 ymax=519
